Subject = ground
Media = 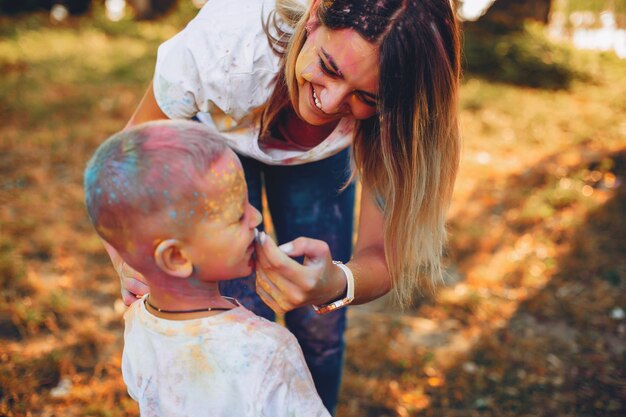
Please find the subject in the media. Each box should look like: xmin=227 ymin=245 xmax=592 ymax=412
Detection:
xmin=0 ymin=3 xmax=624 ymax=416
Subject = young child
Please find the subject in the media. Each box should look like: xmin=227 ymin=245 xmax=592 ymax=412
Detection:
xmin=84 ymin=120 xmax=330 ymax=417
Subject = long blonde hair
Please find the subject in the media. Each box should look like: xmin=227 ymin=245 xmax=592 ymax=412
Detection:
xmin=263 ymin=0 xmax=461 ymax=307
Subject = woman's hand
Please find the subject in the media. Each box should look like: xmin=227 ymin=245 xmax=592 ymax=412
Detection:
xmin=101 ymin=239 xmax=150 ymax=306
xmin=254 ymin=233 xmax=347 ymax=313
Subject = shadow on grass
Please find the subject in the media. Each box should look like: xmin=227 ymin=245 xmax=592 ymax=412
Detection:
xmin=424 ymin=149 xmax=625 ymax=416
xmin=341 ymin=148 xmax=625 ymax=416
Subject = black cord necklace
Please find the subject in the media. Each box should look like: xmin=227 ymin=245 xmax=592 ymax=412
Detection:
xmin=144 ymin=296 xmax=236 ymax=314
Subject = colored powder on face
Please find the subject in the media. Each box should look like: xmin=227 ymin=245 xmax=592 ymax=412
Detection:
xmin=199 ymin=165 xmax=247 ymax=222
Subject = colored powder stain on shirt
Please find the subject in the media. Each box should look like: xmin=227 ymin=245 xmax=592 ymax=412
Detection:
xmin=182 ymin=320 xmax=205 ymax=337
xmin=168 ymin=210 xmax=177 ymax=219
xmin=185 ymin=345 xmax=214 ymax=379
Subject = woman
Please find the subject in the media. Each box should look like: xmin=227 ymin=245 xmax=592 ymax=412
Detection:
xmin=111 ymin=0 xmax=460 ymax=413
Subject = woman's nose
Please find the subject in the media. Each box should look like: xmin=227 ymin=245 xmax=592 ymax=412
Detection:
xmin=319 ymin=85 xmax=351 ymax=114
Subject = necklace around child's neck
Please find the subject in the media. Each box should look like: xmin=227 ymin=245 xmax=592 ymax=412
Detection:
xmin=144 ymin=295 xmax=237 ymax=314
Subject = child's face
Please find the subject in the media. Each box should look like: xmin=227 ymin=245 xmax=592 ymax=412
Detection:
xmin=184 ymin=151 xmax=262 ymax=280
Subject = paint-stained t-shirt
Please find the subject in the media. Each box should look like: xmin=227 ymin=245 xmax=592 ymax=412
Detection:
xmin=153 ymin=0 xmax=355 ymax=166
xmin=122 ymin=295 xmax=330 ymax=417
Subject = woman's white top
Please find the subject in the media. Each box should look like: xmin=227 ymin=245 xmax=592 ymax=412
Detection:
xmin=153 ymin=0 xmax=355 ymax=165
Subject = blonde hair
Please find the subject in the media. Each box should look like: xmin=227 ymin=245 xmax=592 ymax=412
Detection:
xmin=263 ymin=0 xmax=461 ymax=307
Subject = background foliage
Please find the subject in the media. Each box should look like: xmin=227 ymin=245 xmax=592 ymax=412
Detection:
xmin=0 ymin=1 xmax=625 ymax=416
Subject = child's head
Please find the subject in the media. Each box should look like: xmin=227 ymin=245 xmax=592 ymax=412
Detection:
xmin=84 ymin=120 xmax=261 ymax=282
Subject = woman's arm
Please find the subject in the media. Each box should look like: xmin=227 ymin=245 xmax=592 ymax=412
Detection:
xmin=125 ymin=81 xmax=168 ymax=129
xmin=254 ymin=184 xmax=391 ymax=312
xmin=344 ymin=185 xmax=392 ymax=304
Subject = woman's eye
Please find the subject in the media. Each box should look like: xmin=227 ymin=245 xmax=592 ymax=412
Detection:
xmin=318 ymin=57 xmax=335 ymax=76
xmin=356 ymin=92 xmax=377 ymax=107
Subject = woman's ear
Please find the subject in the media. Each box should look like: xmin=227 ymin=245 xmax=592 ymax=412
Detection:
xmin=306 ymin=0 xmax=321 ymax=34
xmin=154 ymin=239 xmax=193 ymax=278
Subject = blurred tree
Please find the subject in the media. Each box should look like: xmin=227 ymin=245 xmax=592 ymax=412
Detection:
xmin=0 ymin=0 xmax=52 ymax=14
xmin=127 ymin=0 xmax=178 ymax=20
xmin=461 ymin=0 xmax=577 ymax=89
xmin=466 ymin=0 xmax=553 ymax=33
xmin=564 ymin=0 xmax=626 ymax=15
xmin=0 ymin=0 xmax=178 ymax=18
xmin=0 ymin=0 xmax=90 ymax=15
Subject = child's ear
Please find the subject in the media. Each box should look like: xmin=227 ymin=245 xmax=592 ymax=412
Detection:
xmin=154 ymin=239 xmax=193 ymax=278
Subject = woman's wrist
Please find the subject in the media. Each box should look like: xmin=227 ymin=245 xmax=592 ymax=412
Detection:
xmin=312 ymin=261 xmax=354 ymax=314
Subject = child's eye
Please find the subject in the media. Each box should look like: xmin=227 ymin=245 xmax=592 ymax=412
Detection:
xmin=318 ymin=57 xmax=336 ymax=77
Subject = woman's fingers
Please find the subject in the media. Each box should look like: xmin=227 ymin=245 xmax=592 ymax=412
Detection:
xmin=101 ymin=238 xmax=150 ymax=305
xmin=122 ymin=275 xmax=149 ymax=297
xmin=120 ymin=275 xmax=149 ymax=306
xmin=121 ymin=288 xmax=141 ymax=306
xmin=256 ymin=233 xmax=298 ymax=272
xmin=278 ymin=237 xmax=330 ymax=266
xmin=256 ymin=265 xmax=307 ymax=310
xmin=256 ymin=284 xmax=281 ymax=313
xmin=118 ymin=261 xmax=149 ymax=306
xmin=254 ymin=233 xmax=335 ymax=309
xmin=255 ymin=270 xmax=287 ymax=313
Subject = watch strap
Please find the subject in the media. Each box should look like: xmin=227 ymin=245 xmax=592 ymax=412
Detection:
xmin=312 ymin=261 xmax=355 ymax=314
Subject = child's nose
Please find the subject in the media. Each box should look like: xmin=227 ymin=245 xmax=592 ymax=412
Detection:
xmin=250 ymin=207 xmax=262 ymax=228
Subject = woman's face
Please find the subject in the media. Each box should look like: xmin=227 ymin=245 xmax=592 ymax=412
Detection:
xmin=295 ymin=25 xmax=379 ymax=126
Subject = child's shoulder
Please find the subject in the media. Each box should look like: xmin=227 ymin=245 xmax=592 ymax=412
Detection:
xmin=231 ymin=307 xmax=297 ymax=345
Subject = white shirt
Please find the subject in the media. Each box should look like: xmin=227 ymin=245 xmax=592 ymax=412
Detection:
xmin=153 ymin=0 xmax=355 ymax=165
xmin=122 ymin=296 xmax=330 ymax=417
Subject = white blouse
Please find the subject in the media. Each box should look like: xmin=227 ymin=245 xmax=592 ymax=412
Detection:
xmin=153 ymin=0 xmax=355 ymax=165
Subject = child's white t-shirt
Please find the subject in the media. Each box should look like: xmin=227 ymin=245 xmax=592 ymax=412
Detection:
xmin=122 ymin=296 xmax=330 ymax=417
xmin=153 ymin=0 xmax=355 ymax=166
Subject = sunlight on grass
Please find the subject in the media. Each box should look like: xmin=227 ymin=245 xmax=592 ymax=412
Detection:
xmin=1 ymin=3 xmax=625 ymax=416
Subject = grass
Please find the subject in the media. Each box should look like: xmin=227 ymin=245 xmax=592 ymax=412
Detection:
xmin=0 ymin=3 xmax=625 ymax=416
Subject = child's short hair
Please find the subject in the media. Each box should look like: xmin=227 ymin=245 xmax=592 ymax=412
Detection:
xmin=84 ymin=120 xmax=228 ymax=259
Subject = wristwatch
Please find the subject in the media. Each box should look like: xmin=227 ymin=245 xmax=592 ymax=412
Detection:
xmin=312 ymin=261 xmax=355 ymax=314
